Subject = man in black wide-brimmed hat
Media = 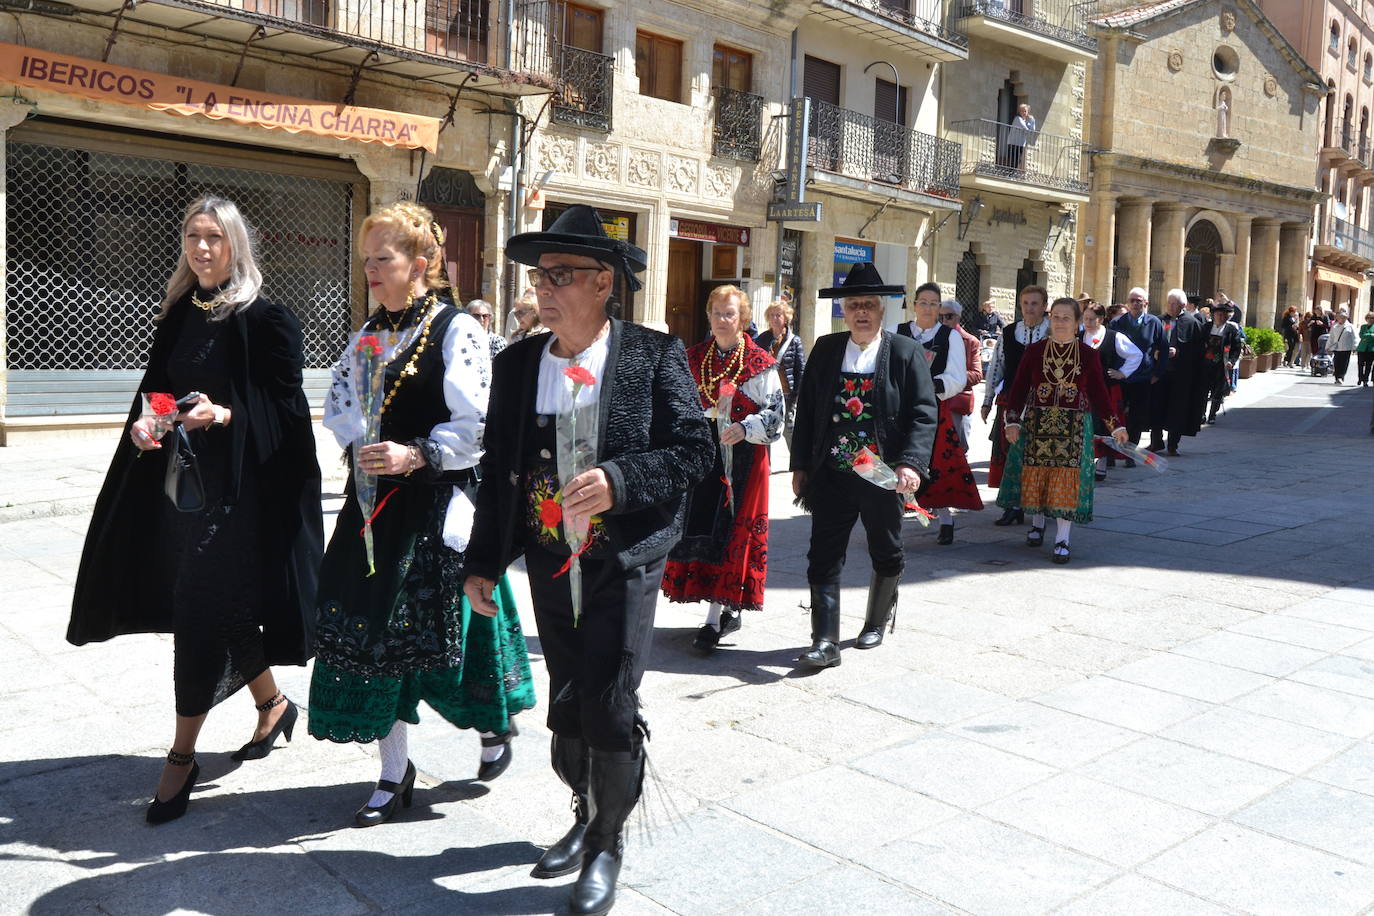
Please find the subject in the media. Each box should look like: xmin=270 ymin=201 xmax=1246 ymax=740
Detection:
xmin=790 ymin=261 xmax=939 ymax=669
xmin=464 ymin=204 xmax=713 ymax=916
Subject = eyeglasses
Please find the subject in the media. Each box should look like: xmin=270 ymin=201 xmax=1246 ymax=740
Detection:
xmin=526 ymin=265 xmax=606 ymax=287
xmin=938 ymin=313 xmax=959 ymax=321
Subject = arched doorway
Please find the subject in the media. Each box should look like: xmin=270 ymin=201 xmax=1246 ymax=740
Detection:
xmin=1183 ymin=219 xmax=1223 ymax=303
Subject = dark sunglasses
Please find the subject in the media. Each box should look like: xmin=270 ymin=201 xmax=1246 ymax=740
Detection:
xmin=938 ymin=313 xmax=959 ymax=321
xmin=526 ymin=265 xmax=607 ymax=287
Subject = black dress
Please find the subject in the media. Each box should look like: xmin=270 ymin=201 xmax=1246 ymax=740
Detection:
xmin=69 ymin=291 xmax=324 ymax=718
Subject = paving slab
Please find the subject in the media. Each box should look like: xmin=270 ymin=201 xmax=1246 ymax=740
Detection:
xmin=1159 ymin=706 xmax=1355 ymax=773
xmin=1225 ymin=614 xmax=1370 ymax=653
xmin=953 ymin=702 xmax=1139 ymax=768
xmin=1171 ymin=631 xmax=1327 ymax=677
xmin=1138 ymin=823 xmax=1374 ymax=916
xmin=1103 ymin=653 xmax=1273 ymax=703
xmin=1305 ymin=741 xmax=1374 ymax=796
xmin=851 ymin=732 xmax=1056 ymax=809
xmin=1050 ymin=873 xmax=1238 ymax=916
xmin=1032 ymin=677 xmax=1212 ymax=733
xmin=1232 ymin=778 xmax=1374 ymax=866
xmin=734 ymin=864 xmax=959 ymax=916
xmin=1228 ymin=680 xmax=1374 ymax=739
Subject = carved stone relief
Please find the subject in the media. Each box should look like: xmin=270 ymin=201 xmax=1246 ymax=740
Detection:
xmin=666 ymin=155 xmax=698 ymax=195
xmin=1220 ymin=10 xmax=1236 ymax=33
xmin=627 ymin=150 xmax=660 ymax=187
xmin=1263 ymin=75 xmax=1278 ymax=98
xmin=585 ymin=143 xmax=620 ymax=182
xmin=1167 ymin=50 xmax=1184 ymax=72
xmin=704 ymin=165 xmax=734 ymax=199
xmin=539 ymin=136 xmax=575 ymax=175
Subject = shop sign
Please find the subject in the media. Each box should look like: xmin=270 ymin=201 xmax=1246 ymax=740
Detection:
xmin=831 ymin=239 xmax=875 ymax=318
xmin=604 ymin=217 xmax=631 ymax=241
xmin=670 ymin=218 xmax=750 ymax=245
xmin=2 ymin=41 xmax=441 ymax=152
xmin=767 ymin=201 xmax=822 ymax=222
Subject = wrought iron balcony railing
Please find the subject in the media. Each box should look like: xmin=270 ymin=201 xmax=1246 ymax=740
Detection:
xmin=1324 ymin=116 xmax=1357 ymax=156
xmin=806 ymin=99 xmax=961 ymax=199
xmin=550 ymin=44 xmax=614 ymax=132
xmin=1327 ymin=216 xmax=1374 ymax=261
xmin=712 ymin=87 xmax=763 ymax=161
xmin=957 ymin=0 xmax=1098 ymax=52
xmin=820 ymin=0 xmax=969 ymax=52
xmin=949 ymin=118 xmax=1088 ymax=194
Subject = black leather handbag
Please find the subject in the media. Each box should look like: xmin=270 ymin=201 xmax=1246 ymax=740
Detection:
xmin=163 ymin=422 xmax=206 ymax=513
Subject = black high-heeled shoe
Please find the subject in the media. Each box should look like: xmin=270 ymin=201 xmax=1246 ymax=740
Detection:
xmin=231 ymin=694 xmax=297 ymax=761
xmin=993 ymin=507 xmax=1024 ymax=526
xmin=936 ymin=524 xmax=955 ymax=545
xmin=147 ymin=750 xmax=199 ymax=825
xmin=1026 ymin=526 xmax=1045 ymax=547
xmin=477 ymin=722 xmax=518 ymax=782
xmin=354 ymin=760 xmax=416 ymax=827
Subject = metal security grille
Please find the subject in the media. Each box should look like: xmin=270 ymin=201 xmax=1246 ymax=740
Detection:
xmin=5 ymin=138 xmax=355 ymax=415
xmin=955 ymin=248 xmax=982 ymax=328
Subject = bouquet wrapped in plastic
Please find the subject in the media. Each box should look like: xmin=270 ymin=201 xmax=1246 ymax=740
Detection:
xmin=555 ymin=363 xmax=599 ymax=626
xmin=140 ymin=392 xmax=180 ymax=442
xmin=1094 ymin=436 xmax=1169 ymax=473
xmin=715 ymin=381 xmax=736 ymax=510
xmin=852 ymin=446 xmax=933 ymax=527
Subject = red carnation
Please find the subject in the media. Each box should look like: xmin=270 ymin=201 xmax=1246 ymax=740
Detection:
xmin=845 ymin=397 xmax=864 ymax=418
xmin=564 ymin=366 xmax=596 ymax=387
xmin=148 ymin=392 xmax=177 ymax=416
xmin=852 ymin=447 xmax=875 ymax=470
xmin=356 ymin=335 xmax=383 ymax=357
xmin=538 ymin=497 xmax=563 ymax=529
xmin=718 ymin=381 xmax=737 ymax=400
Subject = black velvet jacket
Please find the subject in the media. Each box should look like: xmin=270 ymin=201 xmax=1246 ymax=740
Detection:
xmin=68 ymin=297 xmax=324 ymax=666
xmin=790 ymin=330 xmax=939 ymax=494
xmin=465 ymin=318 xmax=714 ymax=576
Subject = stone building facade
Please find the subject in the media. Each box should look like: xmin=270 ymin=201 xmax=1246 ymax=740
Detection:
xmin=938 ymin=1 xmax=1096 ymax=324
xmin=1078 ymin=0 xmax=1325 ymax=327
xmin=0 ymin=0 xmax=558 ymax=442
xmin=1256 ymin=0 xmax=1374 ymax=315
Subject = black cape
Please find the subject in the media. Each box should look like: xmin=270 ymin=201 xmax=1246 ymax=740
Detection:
xmin=67 ymin=297 xmax=324 ymax=666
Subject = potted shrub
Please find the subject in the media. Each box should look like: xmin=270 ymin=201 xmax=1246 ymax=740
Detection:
xmin=1238 ymin=337 xmax=1258 ymax=379
xmin=1245 ymin=328 xmax=1269 ymax=372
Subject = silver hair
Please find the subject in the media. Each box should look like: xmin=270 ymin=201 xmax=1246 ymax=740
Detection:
xmin=465 ymin=299 xmax=494 ymax=314
xmin=1127 ymin=286 xmax=1148 ymax=301
xmin=940 ymin=299 xmax=962 ymax=313
xmin=160 ymin=197 xmax=262 ymax=321
xmin=1166 ymin=288 xmax=1188 ymax=306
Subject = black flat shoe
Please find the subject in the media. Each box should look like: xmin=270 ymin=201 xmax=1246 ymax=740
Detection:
xmin=1052 ymin=541 xmax=1071 ymax=564
xmin=354 ymin=760 xmax=416 ymax=827
xmin=1026 ymin=527 xmax=1045 ymax=547
xmin=147 ymin=752 xmax=199 ymax=826
xmin=993 ymin=507 xmax=1024 ymax=526
xmin=477 ymin=724 xmax=517 ymax=782
xmin=1094 ymin=470 xmax=1107 ymax=481
xmin=692 ymin=624 xmax=721 ymax=654
xmin=718 ymin=608 xmax=742 ymax=637
xmin=231 ymin=694 xmax=297 ymax=761
xmin=936 ymin=524 xmax=954 ymax=546
xmin=1124 ymin=458 xmax=1137 ymax=468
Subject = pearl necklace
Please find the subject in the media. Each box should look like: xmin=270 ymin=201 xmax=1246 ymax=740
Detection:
xmin=698 ymin=341 xmax=746 ymax=407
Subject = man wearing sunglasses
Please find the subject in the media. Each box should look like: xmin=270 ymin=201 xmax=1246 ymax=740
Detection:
xmin=464 ymin=205 xmax=713 ymax=916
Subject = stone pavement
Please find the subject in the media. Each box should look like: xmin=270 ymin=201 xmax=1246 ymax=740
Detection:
xmin=1 ymin=366 xmax=1371 ymax=915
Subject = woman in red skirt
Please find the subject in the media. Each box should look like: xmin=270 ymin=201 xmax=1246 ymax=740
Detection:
xmin=897 ymin=283 xmax=983 ymax=544
xmin=663 ymin=285 xmax=784 ymax=654
xmin=1080 ymin=300 xmax=1140 ymax=481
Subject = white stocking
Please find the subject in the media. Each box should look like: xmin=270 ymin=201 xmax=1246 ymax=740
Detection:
xmin=479 ymin=731 xmax=506 ymax=763
xmin=1031 ymin=513 xmax=1046 ymax=530
xmin=704 ymin=602 xmax=723 ymax=631
xmin=1095 ymin=457 xmax=1106 ymax=471
xmin=369 ymin=720 xmax=409 ymax=808
xmin=936 ymin=508 xmax=953 ymax=525
xmin=1055 ymin=519 xmax=1072 ymax=545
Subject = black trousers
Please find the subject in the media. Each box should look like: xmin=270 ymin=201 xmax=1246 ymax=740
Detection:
xmin=525 ymin=545 xmax=662 ymax=752
xmin=806 ymin=467 xmax=904 ymax=584
xmin=1334 ymin=350 xmax=1352 ymax=381
xmin=1120 ymin=381 xmax=1154 ymax=445
xmin=1358 ymin=350 xmax=1374 ymax=384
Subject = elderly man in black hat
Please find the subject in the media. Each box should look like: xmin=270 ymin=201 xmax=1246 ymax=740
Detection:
xmin=790 ymin=262 xmax=939 ymax=669
xmin=463 ymin=205 xmax=713 ymax=915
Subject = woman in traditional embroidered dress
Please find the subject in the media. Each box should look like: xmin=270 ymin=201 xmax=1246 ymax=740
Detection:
xmin=309 ymin=202 xmax=535 ymax=827
xmin=897 ymin=282 xmax=983 ymax=544
xmin=663 ymin=285 xmax=784 ymax=654
xmin=1080 ymin=301 xmax=1141 ymax=481
xmin=69 ymin=198 xmax=323 ymax=825
xmin=998 ymin=297 xmax=1127 ymax=565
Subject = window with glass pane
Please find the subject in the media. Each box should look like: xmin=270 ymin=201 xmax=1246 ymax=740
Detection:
xmin=713 ymin=45 xmax=753 ymax=92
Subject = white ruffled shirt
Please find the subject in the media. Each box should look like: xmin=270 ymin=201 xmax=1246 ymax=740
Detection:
xmin=1081 ymin=326 xmax=1143 ymax=378
xmin=902 ymin=321 xmax=967 ymax=401
xmin=983 ymin=317 xmax=1049 ymax=407
xmin=535 ymin=332 xmax=611 ymax=414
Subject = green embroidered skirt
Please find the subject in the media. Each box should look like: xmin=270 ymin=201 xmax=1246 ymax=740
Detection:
xmin=995 ymin=405 xmax=1097 ymax=523
xmin=308 ymin=482 xmax=535 ymax=743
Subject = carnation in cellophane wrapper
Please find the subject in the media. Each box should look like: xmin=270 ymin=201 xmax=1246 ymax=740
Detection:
xmin=556 ymin=363 xmax=598 ymax=625
xmin=140 ymin=391 xmax=180 ymax=443
xmin=713 ymin=382 xmax=736 ymax=510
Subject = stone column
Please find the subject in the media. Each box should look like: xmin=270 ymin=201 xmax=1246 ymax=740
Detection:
xmin=1150 ymin=203 xmax=1189 ymax=300
xmin=1251 ymin=219 xmax=1281 ymax=328
xmin=1232 ymin=215 xmax=1253 ymax=307
xmin=0 ymin=104 xmax=35 ymax=433
xmin=1117 ymin=198 xmax=1152 ymax=295
xmin=1089 ymin=192 xmax=1117 ymax=300
xmin=1279 ymin=222 xmax=1310 ymax=315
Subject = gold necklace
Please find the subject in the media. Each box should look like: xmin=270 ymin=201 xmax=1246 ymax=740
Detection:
xmin=191 ymin=289 xmax=219 ymax=312
xmin=1043 ymin=339 xmax=1081 ymax=388
xmin=380 ymin=292 xmax=440 ymax=415
xmin=698 ymin=341 xmax=746 ymax=406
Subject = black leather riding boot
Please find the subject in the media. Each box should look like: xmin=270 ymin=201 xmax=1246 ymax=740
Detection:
xmin=531 ymin=734 xmax=590 ymax=879
xmin=796 ymin=583 xmax=842 ymax=668
xmin=568 ymin=747 xmax=645 ymax=916
xmin=855 ymin=572 xmax=899 ymax=649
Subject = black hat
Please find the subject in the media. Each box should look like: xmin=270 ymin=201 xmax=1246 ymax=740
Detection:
xmin=506 ymin=205 xmax=649 ymax=291
xmin=1213 ymin=301 xmax=1234 ymax=313
xmin=819 ymin=261 xmax=905 ymax=298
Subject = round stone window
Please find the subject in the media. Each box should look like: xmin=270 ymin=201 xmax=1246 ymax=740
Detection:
xmin=1213 ymin=45 xmax=1239 ymax=81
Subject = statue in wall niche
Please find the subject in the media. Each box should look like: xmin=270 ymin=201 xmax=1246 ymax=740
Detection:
xmin=1216 ymin=87 xmax=1231 ymax=139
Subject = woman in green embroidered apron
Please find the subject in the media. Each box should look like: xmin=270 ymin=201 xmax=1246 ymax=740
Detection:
xmin=310 ymin=202 xmax=535 ymax=826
